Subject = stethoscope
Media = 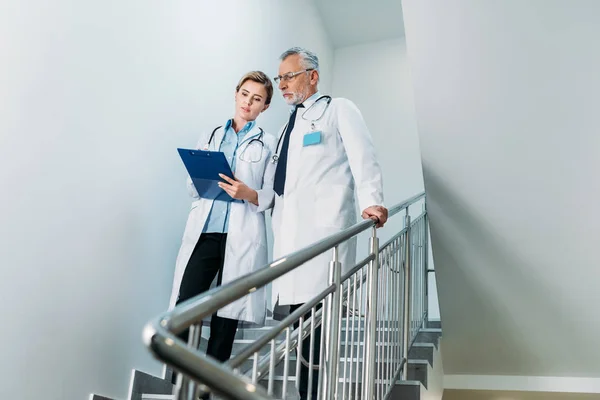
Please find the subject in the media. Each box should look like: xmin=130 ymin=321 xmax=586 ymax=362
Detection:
xmin=204 ymin=125 xmax=265 ymax=153
xmin=271 ymin=95 xmax=332 ymax=164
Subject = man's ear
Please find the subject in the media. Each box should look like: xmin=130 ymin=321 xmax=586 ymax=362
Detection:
xmin=310 ymin=70 xmax=319 ymax=85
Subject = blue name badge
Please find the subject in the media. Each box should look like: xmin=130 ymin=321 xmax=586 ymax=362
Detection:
xmin=303 ymin=131 xmax=322 ymax=147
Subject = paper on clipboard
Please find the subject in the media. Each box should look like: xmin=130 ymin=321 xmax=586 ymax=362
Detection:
xmin=177 ymin=148 xmax=235 ymax=201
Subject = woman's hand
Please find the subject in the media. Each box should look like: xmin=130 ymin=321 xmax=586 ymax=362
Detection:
xmin=218 ymin=174 xmax=259 ymax=206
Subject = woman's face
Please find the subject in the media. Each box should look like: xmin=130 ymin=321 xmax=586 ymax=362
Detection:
xmin=235 ymin=80 xmax=269 ymax=122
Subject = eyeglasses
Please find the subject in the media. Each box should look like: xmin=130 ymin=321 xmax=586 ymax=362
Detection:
xmin=274 ymin=69 xmax=314 ymax=84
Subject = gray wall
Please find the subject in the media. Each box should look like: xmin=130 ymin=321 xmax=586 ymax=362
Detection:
xmin=403 ymin=0 xmax=600 ymax=392
xmin=0 ymin=1 xmax=332 ymax=399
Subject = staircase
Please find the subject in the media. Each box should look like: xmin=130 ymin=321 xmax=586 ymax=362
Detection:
xmin=91 ymin=319 xmax=443 ymax=400
xmin=90 ymin=192 xmax=439 ymax=400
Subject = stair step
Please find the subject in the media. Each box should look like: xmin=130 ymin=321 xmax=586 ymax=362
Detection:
xmin=128 ymin=369 xmax=173 ymax=398
xmin=408 ymin=342 xmax=435 ymax=367
xmin=141 ymin=395 xmax=172 ymax=400
xmin=426 ymin=319 xmax=442 ymax=329
xmin=415 ymin=328 xmax=442 ymax=348
xmin=138 ymin=324 xmax=440 ymax=399
xmin=388 ymin=380 xmax=425 ymax=400
xmin=407 ymin=359 xmax=429 ymax=389
xmin=141 ymin=372 xmax=428 ymax=400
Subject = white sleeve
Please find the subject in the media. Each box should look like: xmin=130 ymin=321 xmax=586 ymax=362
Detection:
xmin=336 ymin=98 xmax=385 ymax=210
xmin=248 ymin=135 xmax=277 ymax=213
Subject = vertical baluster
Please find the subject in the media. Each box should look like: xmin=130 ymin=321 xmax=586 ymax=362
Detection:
xmin=325 ymin=245 xmax=342 ymax=400
xmin=397 ymin=239 xmax=402 ymax=379
xmin=390 ymin=244 xmax=396 ymax=382
xmin=414 ymin=220 xmax=418 ymax=336
xmin=419 ymin=218 xmax=423 ymax=327
xmin=283 ymin=327 xmax=291 ymax=398
xmin=382 ymin=250 xmax=386 ymax=398
xmin=379 ymin=251 xmax=384 ymax=398
xmin=355 ymin=268 xmax=364 ymax=400
xmin=386 ymin=250 xmax=392 ymax=390
xmin=394 ymin=240 xmax=398 ymax=376
xmin=414 ymin=220 xmax=418 ymax=335
xmin=415 ymin=220 xmax=419 ymax=331
xmin=393 ymin=245 xmax=398 ymax=384
xmin=175 ymin=324 xmax=201 ymax=400
xmin=399 ymin=225 xmax=406 ymax=378
xmin=361 ymin=264 xmax=369 ymax=395
xmin=268 ymin=340 xmax=276 ymax=396
xmin=380 ymin=251 xmax=385 ymax=396
xmin=384 ymin=250 xmax=388 ymax=395
xmin=341 ymin=279 xmax=351 ymax=400
xmin=377 ymin=252 xmax=382 ymax=400
xmin=390 ymin=243 xmax=395 ymax=379
xmin=422 ymin=217 xmax=426 ymax=326
xmin=252 ymin=352 xmax=259 ymax=384
xmin=296 ymin=316 xmax=304 ymax=394
xmin=395 ymin=239 xmax=400 ymax=375
xmin=410 ymin=222 xmax=414 ymax=341
xmin=420 ymin=218 xmax=423 ymax=327
xmin=318 ymin=299 xmax=327 ymax=400
xmin=308 ymin=307 xmax=316 ymax=400
xmin=414 ymin=221 xmax=418 ymax=332
xmin=424 ymin=204 xmax=430 ymax=329
xmin=363 ymin=227 xmax=379 ymax=400
xmin=402 ymin=208 xmax=412 ymax=380
xmin=420 ymin=217 xmax=425 ymax=327
xmin=319 ymin=291 xmax=329 ymax=398
xmin=348 ymin=273 xmax=357 ymax=399
xmin=380 ymin=250 xmax=386 ymax=399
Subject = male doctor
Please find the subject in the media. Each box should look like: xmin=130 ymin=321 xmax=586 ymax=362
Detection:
xmin=270 ymin=47 xmax=388 ymax=400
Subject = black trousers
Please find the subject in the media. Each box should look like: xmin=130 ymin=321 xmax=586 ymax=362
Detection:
xmin=171 ymin=233 xmax=239 ymax=385
xmin=291 ymin=303 xmax=323 ymax=400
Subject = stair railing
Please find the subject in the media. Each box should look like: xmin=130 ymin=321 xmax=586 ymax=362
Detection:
xmin=143 ymin=192 xmax=429 ymax=400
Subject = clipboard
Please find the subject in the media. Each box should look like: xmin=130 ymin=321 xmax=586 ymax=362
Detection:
xmin=177 ymin=148 xmax=235 ymax=201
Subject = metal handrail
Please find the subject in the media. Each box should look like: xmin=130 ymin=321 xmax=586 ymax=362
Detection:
xmin=241 ymin=254 xmax=375 ymax=380
xmin=143 ymin=191 xmax=426 ymax=400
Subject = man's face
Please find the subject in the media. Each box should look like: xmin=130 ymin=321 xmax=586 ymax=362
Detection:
xmin=277 ymin=54 xmax=314 ymax=105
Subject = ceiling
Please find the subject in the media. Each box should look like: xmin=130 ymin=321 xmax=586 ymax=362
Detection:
xmin=313 ymin=0 xmax=406 ymax=48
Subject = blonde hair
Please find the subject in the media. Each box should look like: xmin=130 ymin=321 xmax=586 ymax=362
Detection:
xmin=236 ymin=71 xmax=274 ymax=105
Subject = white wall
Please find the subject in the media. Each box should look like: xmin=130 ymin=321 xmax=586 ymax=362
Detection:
xmin=403 ymin=0 xmax=600 ymax=392
xmin=331 ymin=39 xmax=439 ymax=319
xmin=0 ymin=1 xmax=332 ymax=399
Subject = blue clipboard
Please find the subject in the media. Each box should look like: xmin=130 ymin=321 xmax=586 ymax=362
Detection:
xmin=177 ymin=148 xmax=235 ymax=201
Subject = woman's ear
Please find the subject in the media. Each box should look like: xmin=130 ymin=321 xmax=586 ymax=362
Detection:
xmin=262 ymin=103 xmax=270 ymax=112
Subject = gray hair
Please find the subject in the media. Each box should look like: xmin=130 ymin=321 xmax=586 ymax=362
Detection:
xmin=280 ymin=47 xmax=320 ymax=73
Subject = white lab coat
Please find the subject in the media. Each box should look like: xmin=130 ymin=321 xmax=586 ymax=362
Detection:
xmin=269 ymin=96 xmax=385 ymax=307
xmin=169 ymin=124 xmax=277 ymax=325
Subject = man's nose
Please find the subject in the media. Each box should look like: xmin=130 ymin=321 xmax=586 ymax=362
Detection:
xmin=279 ymin=80 xmax=286 ymax=90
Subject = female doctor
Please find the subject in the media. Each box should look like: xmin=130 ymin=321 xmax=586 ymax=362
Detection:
xmin=169 ymin=71 xmax=277 ymax=378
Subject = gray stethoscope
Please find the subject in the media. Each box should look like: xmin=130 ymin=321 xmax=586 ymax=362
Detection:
xmin=204 ymin=125 xmax=265 ymax=163
xmin=271 ymin=95 xmax=332 ymax=164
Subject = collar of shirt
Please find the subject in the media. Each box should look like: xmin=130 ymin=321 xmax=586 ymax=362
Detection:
xmin=289 ymin=92 xmax=321 ymax=114
xmin=224 ymin=119 xmax=255 ymax=140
